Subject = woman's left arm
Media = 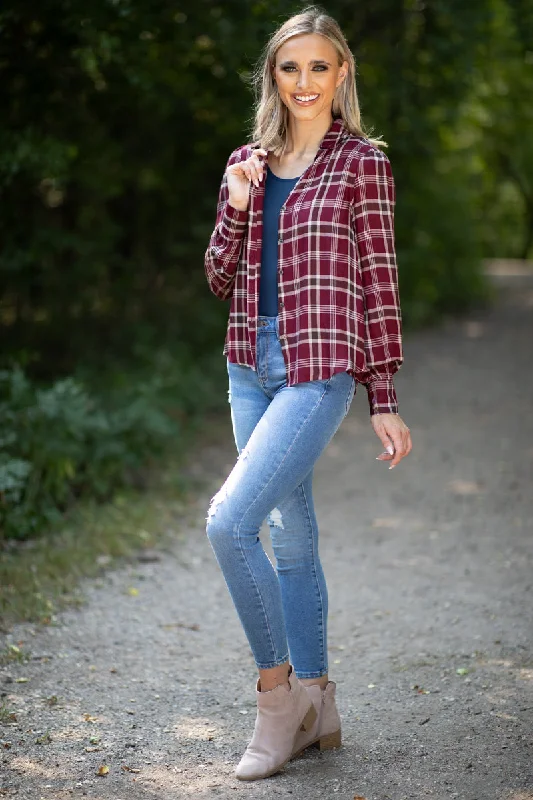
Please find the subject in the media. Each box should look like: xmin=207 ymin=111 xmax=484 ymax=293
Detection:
xmin=353 ymin=148 xmax=412 ymax=468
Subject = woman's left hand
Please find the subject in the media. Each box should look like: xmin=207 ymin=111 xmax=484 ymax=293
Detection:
xmin=371 ymin=413 xmax=412 ymax=469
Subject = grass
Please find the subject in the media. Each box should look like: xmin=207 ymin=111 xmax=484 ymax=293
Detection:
xmin=0 ymin=410 xmax=229 ymax=629
xmin=0 ymin=703 xmax=17 ymax=724
xmin=0 ymin=644 xmax=29 ymax=665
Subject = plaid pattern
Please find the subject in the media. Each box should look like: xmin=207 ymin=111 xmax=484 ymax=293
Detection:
xmin=204 ymin=117 xmax=403 ymax=416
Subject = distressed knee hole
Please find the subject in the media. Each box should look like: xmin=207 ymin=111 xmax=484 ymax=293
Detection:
xmin=206 ymin=447 xmax=249 ymax=529
xmin=206 ymin=483 xmax=228 ymax=526
xmin=268 ymin=507 xmax=284 ymax=529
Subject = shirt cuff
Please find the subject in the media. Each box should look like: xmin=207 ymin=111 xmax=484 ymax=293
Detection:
xmin=220 ymin=203 xmax=248 ymax=240
xmin=365 ymin=376 xmax=399 ymax=416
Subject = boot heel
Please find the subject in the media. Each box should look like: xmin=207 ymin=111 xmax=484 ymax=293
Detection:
xmin=318 ymin=729 xmax=341 ymax=750
xmin=299 ymin=702 xmax=317 ymax=732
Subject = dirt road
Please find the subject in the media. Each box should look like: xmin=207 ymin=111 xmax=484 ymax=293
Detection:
xmin=1 ymin=273 xmax=532 ymax=800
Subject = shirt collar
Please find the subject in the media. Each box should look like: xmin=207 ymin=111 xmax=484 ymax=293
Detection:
xmin=319 ymin=116 xmax=348 ymax=150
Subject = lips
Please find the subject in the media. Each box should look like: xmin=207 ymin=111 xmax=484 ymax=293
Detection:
xmin=292 ymin=93 xmax=320 ymax=106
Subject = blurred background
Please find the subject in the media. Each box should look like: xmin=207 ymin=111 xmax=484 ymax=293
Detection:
xmin=1 ymin=0 xmax=532 ymax=546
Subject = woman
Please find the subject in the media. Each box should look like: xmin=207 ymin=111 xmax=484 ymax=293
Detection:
xmin=204 ymin=5 xmax=412 ymax=782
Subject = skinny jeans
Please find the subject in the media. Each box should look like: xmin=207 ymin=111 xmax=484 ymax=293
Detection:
xmin=206 ymin=314 xmax=356 ymax=678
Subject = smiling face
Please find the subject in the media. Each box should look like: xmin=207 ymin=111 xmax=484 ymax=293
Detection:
xmin=272 ymin=32 xmax=348 ymax=122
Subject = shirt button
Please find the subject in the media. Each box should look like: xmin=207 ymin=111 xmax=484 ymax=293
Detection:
xmin=279 ymin=335 xmax=287 ymax=341
xmin=278 ymin=234 xmax=283 ymax=244
xmin=279 ymin=301 xmax=284 ymax=308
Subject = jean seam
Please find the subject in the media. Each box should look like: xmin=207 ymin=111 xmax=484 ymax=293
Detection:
xmin=345 ymin=378 xmax=355 ymax=415
xmin=300 ymin=480 xmax=327 ymax=675
xmin=235 ymin=533 xmax=280 ymax=666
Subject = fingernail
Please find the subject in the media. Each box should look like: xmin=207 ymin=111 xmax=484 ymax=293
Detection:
xmin=389 ymin=464 xmax=396 ymax=470
xmin=386 ymin=445 xmax=394 ymax=455
xmin=259 ymin=173 xmax=263 ymax=181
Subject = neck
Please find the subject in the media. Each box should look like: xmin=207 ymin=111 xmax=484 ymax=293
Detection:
xmin=284 ymin=109 xmax=334 ymax=157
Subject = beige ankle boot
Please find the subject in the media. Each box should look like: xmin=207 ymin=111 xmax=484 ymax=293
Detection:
xmin=291 ymin=681 xmax=342 ymax=758
xmin=235 ymin=665 xmax=317 ymax=781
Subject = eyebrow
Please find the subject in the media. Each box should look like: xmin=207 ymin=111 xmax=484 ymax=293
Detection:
xmin=278 ymin=59 xmax=332 ymax=67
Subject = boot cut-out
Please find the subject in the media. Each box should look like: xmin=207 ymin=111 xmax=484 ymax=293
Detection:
xmin=235 ymin=665 xmax=317 ymax=781
xmin=291 ymin=680 xmax=342 ymax=759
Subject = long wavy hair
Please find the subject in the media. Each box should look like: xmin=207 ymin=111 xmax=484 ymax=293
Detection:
xmin=250 ymin=5 xmax=386 ymax=155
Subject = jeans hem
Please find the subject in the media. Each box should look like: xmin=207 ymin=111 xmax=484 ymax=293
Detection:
xmin=294 ymin=669 xmax=329 ymax=679
xmin=255 ymin=653 xmax=290 ymax=670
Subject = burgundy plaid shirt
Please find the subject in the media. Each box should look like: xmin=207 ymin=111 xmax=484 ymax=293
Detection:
xmin=204 ymin=117 xmax=404 ymax=416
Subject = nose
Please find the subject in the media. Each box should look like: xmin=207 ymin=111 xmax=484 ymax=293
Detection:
xmin=296 ymin=68 xmax=312 ymax=90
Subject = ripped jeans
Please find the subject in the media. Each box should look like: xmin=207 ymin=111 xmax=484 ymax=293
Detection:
xmin=206 ymin=315 xmax=356 ymax=678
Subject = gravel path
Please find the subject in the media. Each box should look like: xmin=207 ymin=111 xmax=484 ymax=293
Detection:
xmin=1 ymin=274 xmax=532 ymax=800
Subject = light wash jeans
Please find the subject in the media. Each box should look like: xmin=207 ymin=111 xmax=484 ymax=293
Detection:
xmin=206 ymin=314 xmax=356 ymax=678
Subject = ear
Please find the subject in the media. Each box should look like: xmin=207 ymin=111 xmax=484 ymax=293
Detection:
xmin=336 ymin=60 xmax=349 ymax=88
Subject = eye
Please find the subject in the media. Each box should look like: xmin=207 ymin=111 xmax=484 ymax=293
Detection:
xmin=280 ymin=65 xmax=297 ymax=72
xmin=312 ymin=65 xmax=328 ymax=71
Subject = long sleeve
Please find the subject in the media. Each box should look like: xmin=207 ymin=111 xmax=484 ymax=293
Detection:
xmin=353 ymin=148 xmax=404 ymax=416
xmin=204 ymin=150 xmax=249 ymax=301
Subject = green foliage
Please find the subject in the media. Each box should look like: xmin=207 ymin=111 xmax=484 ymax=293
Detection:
xmin=0 ymin=0 xmax=529 ymax=540
xmin=0 ymin=365 xmax=179 ymax=540
xmin=465 ymin=0 xmax=533 ymax=258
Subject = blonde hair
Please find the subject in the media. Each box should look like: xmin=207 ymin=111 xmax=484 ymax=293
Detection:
xmin=250 ymin=5 xmax=387 ymax=154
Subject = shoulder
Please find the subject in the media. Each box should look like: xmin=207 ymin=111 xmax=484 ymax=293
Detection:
xmin=225 ymin=141 xmax=258 ymax=168
xmin=338 ymin=135 xmax=392 ymax=177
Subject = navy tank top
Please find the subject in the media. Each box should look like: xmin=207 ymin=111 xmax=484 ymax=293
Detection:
xmin=258 ymin=167 xmax=299 ymax=317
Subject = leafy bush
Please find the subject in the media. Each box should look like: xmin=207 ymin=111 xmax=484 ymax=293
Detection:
xmin=0 ymin=366 xmax=179 ymax=541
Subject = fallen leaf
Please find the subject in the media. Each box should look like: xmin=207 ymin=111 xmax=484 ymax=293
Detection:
xmin=448 ymin=479 xmax=483 ymax=496
xmin=89 ymin=736 xmax=101 ymax=744
xmin=354 ymin=795 xmax=368 ymax=799
xmin=127 ymin=587 xmax=139 ymax=596
xmin=137 ymin=550 xmax=161 ymax=564
xmin=160 ymin=622 xmax=200 ymax=632
xmin=83 ymin=713 xmax=98 ymax=723
xmin=15 ymin=677 xmax=29 ymax=683
xmin=464 ymin=321 xmax=484 ymax=338
xmin=97 ymin=765 xmax=109 ymax=777
xmin=121 ymin=765 xmax=141 ymax=773
xmin=456 ymin=667 xmax=470 ymax=676
xmin=371 ymin=517 xmax=401 ymax=528
xmin=367 ymin=683 xmax=376 ymax=689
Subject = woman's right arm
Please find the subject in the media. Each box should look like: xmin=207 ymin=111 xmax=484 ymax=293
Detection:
xmin=204 ymin=151 xmax=249 ymax=301
xmin=204 ymin=146 xmax=267 ymax=301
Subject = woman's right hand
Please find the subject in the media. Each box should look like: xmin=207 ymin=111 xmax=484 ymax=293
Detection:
xmin=226 ymin=148 xmax=268 ymax=212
